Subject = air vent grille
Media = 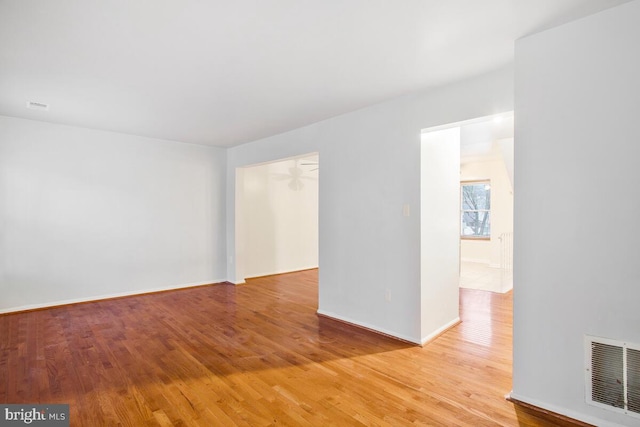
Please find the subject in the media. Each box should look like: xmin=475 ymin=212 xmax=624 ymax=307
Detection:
xmin=586 ymin=335 xmax=640 ymax=419
xmin=629 ymin=349 xmax=640 ymax=414
xmin=591 ymin=342 xmax=624 ymax=408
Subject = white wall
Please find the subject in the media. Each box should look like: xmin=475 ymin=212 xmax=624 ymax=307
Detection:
xmin=236 ymin=157 xmax=318 ymax=280
xmin=227 ymin=65 xmax=513 ymax=343
xmin=421 ymin=128 xmax=460 ymax=343
xmin=460 ymin=155 xmax=514 ymax=267
xmin=0 ymin=116 xmax=227 ymax=312
xmin=513 ymin=2 xmax=640 ymax=426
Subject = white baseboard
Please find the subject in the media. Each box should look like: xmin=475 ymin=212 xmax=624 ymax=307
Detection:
xmin=244 ymin=265 xmax=319 ymax=281
xmin=421 ymin=317 xmax=461 ymax=345
xmin=507 ymin=392 xmax=618 ymax=427
xmin=316 ymin=309 xmax=421 ymax=344
xmin=0 ymin=278 xmax=227 ymax=314
xmin=500 ymin=282 xmax=513 ymax=293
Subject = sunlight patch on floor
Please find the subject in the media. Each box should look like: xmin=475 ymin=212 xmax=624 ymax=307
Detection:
xmin=459 ymin=261 xmax=512 ymax=293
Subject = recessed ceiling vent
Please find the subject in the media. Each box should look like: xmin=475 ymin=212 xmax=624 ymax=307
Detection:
xmin=585 ymin=335 xmax=640 ymax=418
xmin=26 ymin=101 xmax=49 ymax=111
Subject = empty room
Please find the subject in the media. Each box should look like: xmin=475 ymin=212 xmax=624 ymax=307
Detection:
xmin=2 ymin=1 xmax=640 ymax=426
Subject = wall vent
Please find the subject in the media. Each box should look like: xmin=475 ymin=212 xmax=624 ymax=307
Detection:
xmin=26 ymin=101 xmax=49 ymax=111
xmin=585 ymin=335 xmax=640 ymax=419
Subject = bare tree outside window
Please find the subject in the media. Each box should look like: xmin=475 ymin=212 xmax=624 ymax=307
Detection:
xmin=461 ymin=182 xmax=491 ymax=238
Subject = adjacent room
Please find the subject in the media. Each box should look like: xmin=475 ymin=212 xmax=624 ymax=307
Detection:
xmin=459 ymin=114 xmax=514 ymax=294
xmin=2 ymin=1 xmax=640 ymax=426
xmin=235 ymin=153 xmax=319 ymax=283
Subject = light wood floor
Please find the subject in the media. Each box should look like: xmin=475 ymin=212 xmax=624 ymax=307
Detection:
xmin=1 ymin=270 xmax=560 ymax=426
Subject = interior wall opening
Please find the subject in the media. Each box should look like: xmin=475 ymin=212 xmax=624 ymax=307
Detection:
xmin=419 ymin=111 xmax=514 ymax=341
xmin=459 ymin=113 xmax=514 ymax=293
xmin=235 ymin=153 xmax=319 ymax=284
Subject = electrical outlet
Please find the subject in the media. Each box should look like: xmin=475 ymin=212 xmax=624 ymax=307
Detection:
xmin=385 ymin=289 xmax=391 ymax=302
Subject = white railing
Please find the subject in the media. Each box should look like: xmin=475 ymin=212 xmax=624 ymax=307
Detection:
xmin=499 ymin=232 xmax=513 ymax=291
xmin=499 ymin=232 xmax=513 ymax=272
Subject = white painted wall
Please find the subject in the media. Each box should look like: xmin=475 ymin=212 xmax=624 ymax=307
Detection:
xmin=460 ymin=156 xmax=514 ymax=267
xmin=227 ymin=65 xmax=513 ymax=343
xmin=513 ymin=2 xmax=640 ymax=426
xmin=236 ymin=157 xmax=318 ymax=280
xmin=421 ymin=128 xmax=460 ymax=343
xmin=0 ymin=116 xmax=227 ymax=313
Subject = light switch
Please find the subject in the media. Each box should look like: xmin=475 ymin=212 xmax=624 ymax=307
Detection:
xmin=402 ymin=204 xmax=410 ymax=217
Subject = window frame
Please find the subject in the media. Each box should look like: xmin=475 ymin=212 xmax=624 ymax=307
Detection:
xmin=460 ymin=179 xmax=491 ymax=241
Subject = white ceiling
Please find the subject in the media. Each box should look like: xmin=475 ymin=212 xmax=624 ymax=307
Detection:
xmin=0 ymin=0 xmax=631 ymax=147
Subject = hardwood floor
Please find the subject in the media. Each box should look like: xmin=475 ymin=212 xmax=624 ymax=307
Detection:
xmin=1 ymin=270 xmax=564 ymax=426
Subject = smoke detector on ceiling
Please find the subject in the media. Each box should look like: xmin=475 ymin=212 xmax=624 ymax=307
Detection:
xmin=26 ymin=101 xmax=49 ymax=111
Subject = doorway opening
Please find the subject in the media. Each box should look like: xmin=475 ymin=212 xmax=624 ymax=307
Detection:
xmin=234 ymin=153 xmax=319 ymax=283
xmin=459 ymin=113 xmax=514 ymax=293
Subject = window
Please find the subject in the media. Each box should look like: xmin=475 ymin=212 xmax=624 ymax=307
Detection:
xmin=461 ymin=181 xmax=491 ymax=239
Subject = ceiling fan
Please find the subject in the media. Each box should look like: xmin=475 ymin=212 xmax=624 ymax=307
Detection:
xmin=300 ymin=161 xmax=318 ymax=172
xmin=272 ymin=159 xmax=318 ymax=191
